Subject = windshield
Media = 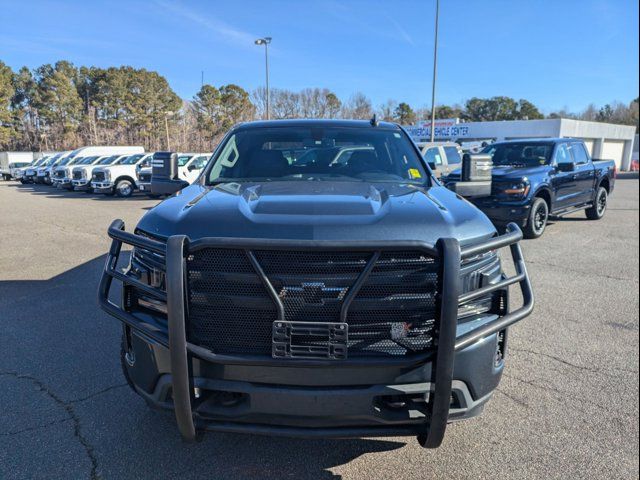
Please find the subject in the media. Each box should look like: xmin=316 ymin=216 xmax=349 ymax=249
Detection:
xmin=177 ymin=155 xmax=194 ymax=167
xmin=119 ymin=154 xmax=144 ymax=165
xmin=58 ymin=157 xmax=73 ymax=166
xmin=206 ymin=126 xmax=428 ymax=185
xmin=80 ymin=156 xmax=98 ymax=165
xmin=482 ymin=142 xmax=554 ymax=167
xmin=98 ymin=155 xmax=119 ymax=165
xmin=44 ymin=155 xmax=60 ymax=166
xmin=69 ymin=157 xmax=84 ymax=165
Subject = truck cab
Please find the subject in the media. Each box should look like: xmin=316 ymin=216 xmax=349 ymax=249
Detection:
xmin=21 ymin=156 xmax=50 ymax=183
xmin=99 ymin=119 xmax=533 ymax=448
xmin=444 ymin=138 xmax=617 ymax=238
xmin=72 ymin=155 xmax=124 ymax=191
xmin=37 ymin=152 xmax=71 ymax=184
xmin=91 ymin=153 xmax=153 ymax=197
xmin=52 ymin=155 xmax=88 ymax=188
xmin=417 ymin=142 xmax=464 ymax=178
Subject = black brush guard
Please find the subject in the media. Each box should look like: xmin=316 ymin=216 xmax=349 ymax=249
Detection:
xmin=98 ymin=220 xmax=533 ymax=447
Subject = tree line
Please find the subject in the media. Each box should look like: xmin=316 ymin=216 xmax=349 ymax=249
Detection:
xmin=0 ymin=59 xmax=637 ymax=152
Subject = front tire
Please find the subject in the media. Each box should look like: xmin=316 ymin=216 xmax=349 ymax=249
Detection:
xmin=523 ymin=197 xmax=549 ymax=239
xmin=585 ymin=187 xmax=607 ymax=220
xmin=115 ymin=179 xmax=134 ymax=198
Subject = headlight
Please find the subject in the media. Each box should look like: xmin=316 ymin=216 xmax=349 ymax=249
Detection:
xmin=501 ymin=179 xmax=530 ymax=196
xmin=458 ymin=250 xmax=502 ymax=320
xmin=128 ymin=244 xmax=167 ymax=315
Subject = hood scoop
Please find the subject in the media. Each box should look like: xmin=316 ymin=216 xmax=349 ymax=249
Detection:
xmin=239 ymin=182 xmax=390 ymax=223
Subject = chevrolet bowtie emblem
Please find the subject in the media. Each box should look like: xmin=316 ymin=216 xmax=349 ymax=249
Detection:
xmin=280 ymin=282 xmax=348 ymax=305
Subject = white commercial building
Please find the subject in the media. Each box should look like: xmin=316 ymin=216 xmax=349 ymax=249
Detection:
xmin=405 ymin=118 xmax=637 ymax=170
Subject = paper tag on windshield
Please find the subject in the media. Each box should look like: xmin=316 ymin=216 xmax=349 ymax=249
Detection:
xmin=409 ymin=168 xmax=422 ymax=179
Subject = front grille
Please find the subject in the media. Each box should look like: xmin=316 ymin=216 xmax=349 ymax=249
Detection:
xmin=92 ymin=171 xmax=106 ymax=182
xmin=54 ymin=170 xmax=65 ymax=178
xmin=186 ymin=249 xmax=439 ymax=358
xmin=73 ymin=170 xmax=83 ymax=180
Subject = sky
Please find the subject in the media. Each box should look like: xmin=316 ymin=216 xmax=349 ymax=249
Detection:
xmin=1 ymin=0 xmax=638 ymax=114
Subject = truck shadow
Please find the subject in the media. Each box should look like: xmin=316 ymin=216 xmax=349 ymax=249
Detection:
xmin=0 ymin=254 xmax=406 ymax=479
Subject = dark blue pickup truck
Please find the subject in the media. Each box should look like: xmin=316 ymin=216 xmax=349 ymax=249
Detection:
xmin=444 ymin=138 xmax=617 ymax=238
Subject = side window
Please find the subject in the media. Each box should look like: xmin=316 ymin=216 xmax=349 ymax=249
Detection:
xmin=424 ymin=147 xmax=443 ymax=166
xmin=555 ymin=144 xmax=573 ymax=165
xmin=191 ymin=156 xmax=208 ymax=170
xmin=443 ymin=146 xmax=462 ymax=165
xmin=571 ymin=143 xmax=589 ymax=165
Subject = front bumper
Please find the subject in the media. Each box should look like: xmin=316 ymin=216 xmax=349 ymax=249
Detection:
xmin=72 ymin=179 xmax=91 ymax=191
xmin=98 ymin=222 xmax=533 ymax=446
xmin=472 ymin=199 xmax=531 ymax=227
xmin=91 ymin=181 xmax=114 ymax=192
xmin=137 ymin=181 xmax=151 ymax=192
xmin=59 ymin=178 xmax=73 ymax=188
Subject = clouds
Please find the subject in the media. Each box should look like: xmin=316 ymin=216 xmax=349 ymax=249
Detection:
xmin=154 ymin=0 xmax=256 ymax=48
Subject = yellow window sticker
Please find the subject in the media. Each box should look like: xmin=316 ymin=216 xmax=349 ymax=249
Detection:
xmin=409 ymin=168 xmax=422 ymax=179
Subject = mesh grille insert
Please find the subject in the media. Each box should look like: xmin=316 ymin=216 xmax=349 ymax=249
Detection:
xmin=187 ymin=248 xmax=439 ymax=357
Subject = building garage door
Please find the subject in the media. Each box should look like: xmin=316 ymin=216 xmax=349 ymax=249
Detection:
xmin=601 ymin=141 xmax=625 ymax=169
xmin=582 ymin=139 xmax=595 ymax=156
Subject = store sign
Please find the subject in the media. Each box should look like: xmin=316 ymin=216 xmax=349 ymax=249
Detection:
xmin=404 ymin=118 xmax=470 ymax=140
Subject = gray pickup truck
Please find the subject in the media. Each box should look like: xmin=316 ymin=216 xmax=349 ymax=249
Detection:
xmin=98 ymin=119 xmax=534 ymax=448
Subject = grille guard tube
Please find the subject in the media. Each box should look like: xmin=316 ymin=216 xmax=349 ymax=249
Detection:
xmin=97 ymin=220 xmax=534 ymax=445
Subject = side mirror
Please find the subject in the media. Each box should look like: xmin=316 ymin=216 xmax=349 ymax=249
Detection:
xmin=187 ymin=164 xmax=197 ymax=172
xmin=428 ymin=161 xmax=437 ymax=170
xmin=557 ymin=162 xmax=575 ymax=172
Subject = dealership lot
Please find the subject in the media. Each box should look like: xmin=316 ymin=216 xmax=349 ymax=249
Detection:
xmin=0 ymin=178 xmax=638 ymax=479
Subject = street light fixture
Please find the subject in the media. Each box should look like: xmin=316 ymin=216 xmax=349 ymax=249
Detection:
xmin=254 ymin=37 xmax=272 ymax=120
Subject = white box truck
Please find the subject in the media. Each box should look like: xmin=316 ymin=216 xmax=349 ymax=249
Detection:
xmin=1 ymin=152 xmax=36 ymax=180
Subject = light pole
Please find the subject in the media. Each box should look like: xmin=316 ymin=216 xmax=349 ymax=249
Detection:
xmin=429 ymin=0 xmax=439 ymax=142
xmin=254 ymin=37 xmax=272 ymax=120
xmin=164 ymin=111 xmax=174 ymax=150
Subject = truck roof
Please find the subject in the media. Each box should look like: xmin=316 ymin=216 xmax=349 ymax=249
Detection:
xmin=234 ymin=119 xmax=400 ymax=131
xmin=492 ymin=137 xmax=583 ymax=144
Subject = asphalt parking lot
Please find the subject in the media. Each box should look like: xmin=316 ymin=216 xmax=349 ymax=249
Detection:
xmin=0 ymin=177 xmax=638 ymax=480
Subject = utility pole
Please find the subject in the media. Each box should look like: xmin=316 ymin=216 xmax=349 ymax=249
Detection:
xmin=164 ymin=112 xmax=173 ymax=150
xmin=429 ymin=0 xmax=440 ymax=142
xmin=254 ymin=37 xmax=272 ymax=120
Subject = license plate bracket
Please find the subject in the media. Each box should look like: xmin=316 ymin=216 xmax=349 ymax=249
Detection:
xmin=272 ymin=321 xmax=348 ymax=360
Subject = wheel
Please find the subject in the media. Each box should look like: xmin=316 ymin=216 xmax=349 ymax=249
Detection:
xmin=115 ymin=179 xmax=134 ymax=198
xmin=20 ymin=179 xmax=27 ymax=184
xmin=523 ymin=197 xmax=549 ymax=239
xmin=585 ymin=187 xmax=607 ymax=220
xmin=2 ymin=174 xmax=10 ymax=181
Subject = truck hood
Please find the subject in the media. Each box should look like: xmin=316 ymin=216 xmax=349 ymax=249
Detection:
xmin=96 ymin=165 xmax=135 ymax=175
xmin=136 ymin=181 xmax=496 ymax=247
